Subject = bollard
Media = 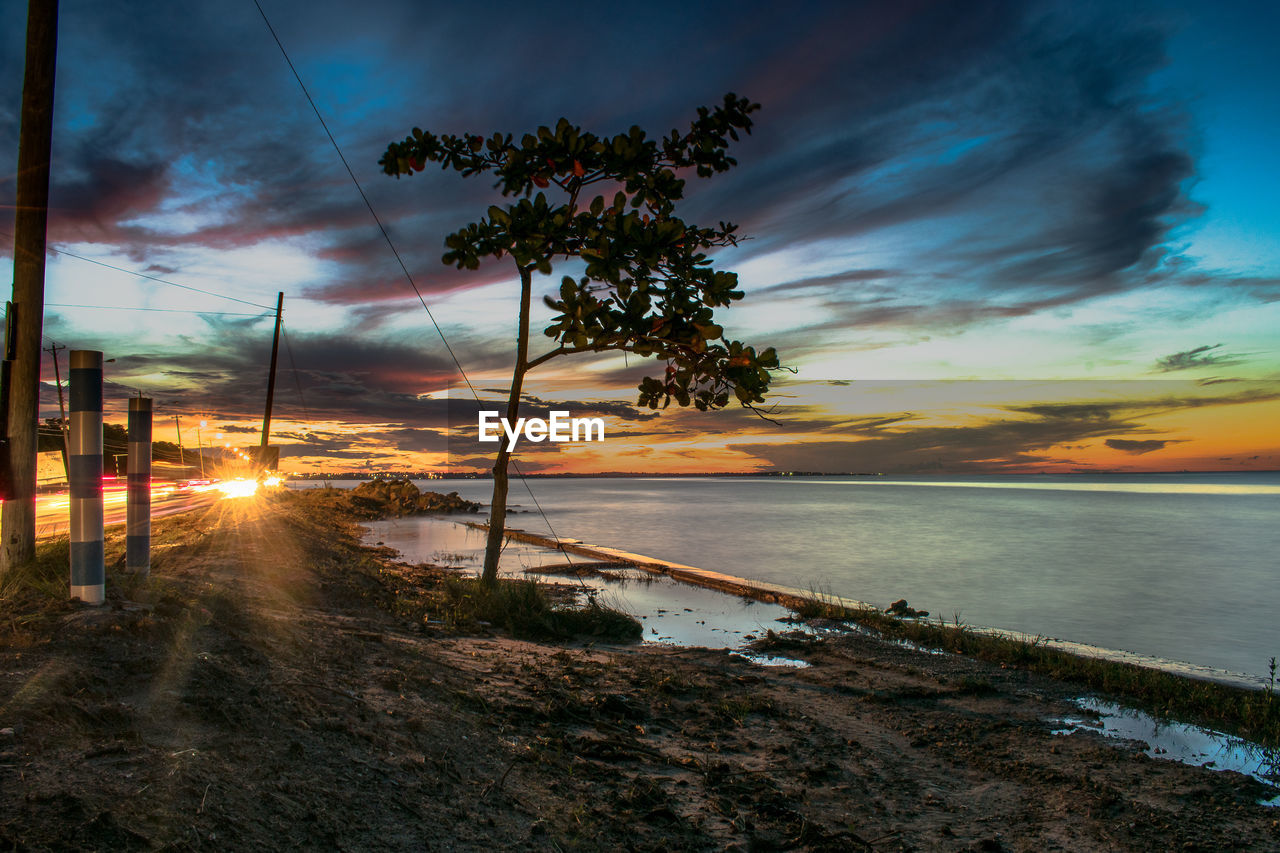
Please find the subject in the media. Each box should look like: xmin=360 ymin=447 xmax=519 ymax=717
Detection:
xmin=126 ymin=397 xmax=152 ymax=575
xmin=69 ymin=350 xmax=104 ymax=604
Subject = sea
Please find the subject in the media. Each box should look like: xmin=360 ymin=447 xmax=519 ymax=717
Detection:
xmin=293 ymin=472 xmax=1280 ymax=684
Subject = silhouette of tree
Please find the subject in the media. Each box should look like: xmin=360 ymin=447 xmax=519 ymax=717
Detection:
xmin=381 ymin=94 xmax=781 ymax=585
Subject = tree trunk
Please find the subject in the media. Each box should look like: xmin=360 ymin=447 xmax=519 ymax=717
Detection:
xmin=480 ymin=266 xmax=533 ymax=587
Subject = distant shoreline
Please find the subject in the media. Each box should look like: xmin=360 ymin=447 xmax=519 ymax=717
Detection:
xmin=286 ymin=468 xmax=1280 ymax=480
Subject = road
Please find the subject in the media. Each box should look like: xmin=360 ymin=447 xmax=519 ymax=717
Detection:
xmin=34 ymin=479 xmax=260 ymax=539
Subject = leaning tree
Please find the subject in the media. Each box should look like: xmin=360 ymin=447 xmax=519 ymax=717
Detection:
xmin=380 ymin=93 xmax=781 ymax=586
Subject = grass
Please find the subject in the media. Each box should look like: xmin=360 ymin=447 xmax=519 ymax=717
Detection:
xmin=0 ymin=536 xmax=70 ymax=605
xmin=434 ymin=575 xmax=642 ymax=643
xmin=0 ymin=537 xmax=72 ymax=643
xmin=793 ymin=595 xmax=1280 ymax=749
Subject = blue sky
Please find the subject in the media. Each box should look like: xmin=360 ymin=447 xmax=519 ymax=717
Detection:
xmin=1 ymin=0 xmax=1276 ymax=470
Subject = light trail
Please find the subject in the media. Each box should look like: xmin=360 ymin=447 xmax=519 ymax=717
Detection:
xmin=32 ymin=477 xmax=270 ymax=538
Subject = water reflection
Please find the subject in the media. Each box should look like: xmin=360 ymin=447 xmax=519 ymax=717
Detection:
xmin=1053 ymin=697 xmax=1280 ymax=807
xmin=363 ymin=516 xmax=805 ymax=662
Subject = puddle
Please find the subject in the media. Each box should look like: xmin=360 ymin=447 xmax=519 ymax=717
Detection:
xmin=1052 ymin=697 xmax=1280 ymax=807
xmin=364 ymin=517 xmax=806 ymax=661
xmin=733 ymin=651 xmax=811 ymax=669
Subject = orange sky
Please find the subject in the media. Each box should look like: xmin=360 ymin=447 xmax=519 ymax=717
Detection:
xmin=156 ymin=378 xmax=1277 ymax=475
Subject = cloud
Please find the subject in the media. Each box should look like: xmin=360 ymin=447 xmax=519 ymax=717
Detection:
xmin=731 ymin=384 xmax=1280 ymax=472
xmin=40 ymin=322 xmax=469 ymax=425
xmin=1 ymin=0 xmax=1206 ymax=336
xmin=517 ymin=395 xmax=662 ymax=421
xmin=1155 ymin=344 xmax=1245 ymax=372
xmin=1105 ymin=438 xmax=1174 ymax=454
xmin=8 ymin=0 xmax=1272 ymax=473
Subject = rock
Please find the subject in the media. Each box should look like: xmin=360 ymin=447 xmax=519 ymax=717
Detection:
xmin=352 ymin=480 xmax=481 ymax=516
xmin=887 ymin=599 xmax=929 ymax=618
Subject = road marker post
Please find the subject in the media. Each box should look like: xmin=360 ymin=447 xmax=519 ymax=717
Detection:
xmin=68 ymin=349 xmax=104 ymax=604
xmin=126 ymin=397 xmax=151 ymax=575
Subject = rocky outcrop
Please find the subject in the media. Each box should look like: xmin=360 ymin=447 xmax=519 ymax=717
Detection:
xmin=350 ymin=479 xmax=481 ymax=517
xmin=887 ymin=599 xmax=929 ymax=618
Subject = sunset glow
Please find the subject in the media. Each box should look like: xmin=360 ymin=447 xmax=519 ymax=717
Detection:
xmin=3 ymin=2 xmax=1276 ymax=476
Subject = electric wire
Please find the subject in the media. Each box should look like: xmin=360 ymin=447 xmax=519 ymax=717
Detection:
xmin=0 ymin=228 xmax=276 ymax=310
xmin=278 ymin=322 xmax=329 ymax=486
xmin=47 ymin=303 xmax=274 ymax=318
xmin=253 ymin=0 xmax=581 ymax=573
xmin=279 ymin=323 xmax=312 ymax=425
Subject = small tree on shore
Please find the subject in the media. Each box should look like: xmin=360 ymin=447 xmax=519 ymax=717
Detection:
xmin=380 ymin=93 xmax=781 ymax=586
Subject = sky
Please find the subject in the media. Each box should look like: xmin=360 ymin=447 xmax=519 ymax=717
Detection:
xmin=1 ymin=0 xmax=1277 ymax=474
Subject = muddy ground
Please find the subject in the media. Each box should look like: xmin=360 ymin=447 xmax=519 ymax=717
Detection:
xmin=1 ymin=489 xmax=1277 ymax=851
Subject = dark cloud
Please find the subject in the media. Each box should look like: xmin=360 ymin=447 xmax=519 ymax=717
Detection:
xmin=368 ymin=426 xmax=448 ymax=454
xmin=1105 ymin=438 xmax=1174 ymax=454
xmin=38 ymin=322 xmax=469 ymax=425
xmin=731 ymin=383 xmax=1280 ymax=472
xmin=1155 ymin=344 xmax=1245 ymax=372
xmin=7 ymin=1 xmax=1269 ymax=472
xmin=517 ymin=395 xmax=661 ymax=422
xmin=1 ymin=0 xmax=1205 ymax=334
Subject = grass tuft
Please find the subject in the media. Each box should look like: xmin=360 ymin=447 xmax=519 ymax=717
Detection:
xmin=436 ymin=575 xmax=642 ymax=643
xmin=795 ymin=602 xmax=1280 ymax=748
xmin=0 ymin=537 xmax=71 ymax=613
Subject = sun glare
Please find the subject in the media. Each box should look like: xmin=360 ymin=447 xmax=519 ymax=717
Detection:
xmin=216 ymin=478 xmax=261 ymax=500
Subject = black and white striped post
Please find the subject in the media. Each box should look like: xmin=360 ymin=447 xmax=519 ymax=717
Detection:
xmin=126 ymin=397 xmax=151 ymax=575
xmin=69 ymin=350 xmax=104 ymax=605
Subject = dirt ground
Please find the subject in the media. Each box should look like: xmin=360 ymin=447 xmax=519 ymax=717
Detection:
xmin=1 ymin=489 xmax=1277 ymax=851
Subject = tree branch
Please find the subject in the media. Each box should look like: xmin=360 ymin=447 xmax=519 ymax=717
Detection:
xmin=526 ymin=341 xmax=668 ymax=372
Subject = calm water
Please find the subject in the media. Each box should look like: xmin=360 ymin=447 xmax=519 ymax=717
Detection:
xmin=298 ymin=473 xmax=1280 ymax=682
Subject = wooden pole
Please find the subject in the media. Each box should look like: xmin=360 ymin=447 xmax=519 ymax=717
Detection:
xmin=260 ymin=292 xmax=283 ymax=460
xmin=46 ymin=342 xmax=68 ymax=477
xmin=1 ymin=0 xmax=60 ymax=573
xmin=172 ymin=415 xmax=183 ymax=472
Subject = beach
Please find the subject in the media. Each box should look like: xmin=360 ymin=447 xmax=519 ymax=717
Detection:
xmin=319 ymin=473 xmax=1280 ymax=685
xmin=2 ymin=487 xmax=1277 ymax=850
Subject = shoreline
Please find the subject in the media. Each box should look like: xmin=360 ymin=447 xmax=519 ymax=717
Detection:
xmin=295 ymin=474 xmax=1280 ymax=686
xmin=478 ymin=521 xmax=1271 ymax=693
xmin=367 ymin=507 xmax=1280 ymax=776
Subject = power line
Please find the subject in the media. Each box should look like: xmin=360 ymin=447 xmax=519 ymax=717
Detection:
xmin=48 ymin=245 xmax=276 ymax=310
xmin=1 ymin=228 xmax=276 ymax=310
xmin=253 ymin=0 xmax=578 ymax=571
xmin=279 ymin=322 xmax=312 ymax=423
xmin=279 ymin=322 xmax=335 ymax=486
xmin=47 ymin=303 xmax=274 ymax=318
xmin=249 ymin=0 xmax=475 ymax=398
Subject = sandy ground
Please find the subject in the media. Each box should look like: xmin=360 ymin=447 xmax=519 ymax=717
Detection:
xmin=1 ymin=489 xmax=1277 ymax=851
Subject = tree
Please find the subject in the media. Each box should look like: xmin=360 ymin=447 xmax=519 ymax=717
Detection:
xmin=380 ymin=93 xmax=782 ymax=586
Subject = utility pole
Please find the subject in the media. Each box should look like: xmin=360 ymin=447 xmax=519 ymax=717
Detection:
xmin=46 ymin=342 xmax=68 ymax=476
xmin=173 ymin=415 xmax=183 ymax=470
xmin=2 ymin=0 xmax=60 ymax=573
xmin=196 ymin=419 xmax=206 ymax=478
xmin=259 ymin=292 xmax=283 ymax=468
